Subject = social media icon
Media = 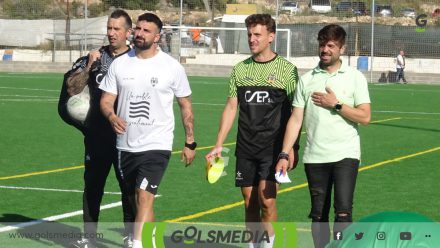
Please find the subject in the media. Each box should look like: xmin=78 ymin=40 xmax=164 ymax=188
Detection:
xmin=334 ymin=231 xmax=343 ymax=240
xmin=355 ymin=232 xmax=364 ymax=240
xmin=377 ymin=232 xmax=386 ymax=240
xmin=400 ymin=232 xmax=412 ymax=240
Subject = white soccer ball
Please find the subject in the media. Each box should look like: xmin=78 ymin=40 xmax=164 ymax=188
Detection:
xmin=67 ymin=85 xmax=90 ymax=123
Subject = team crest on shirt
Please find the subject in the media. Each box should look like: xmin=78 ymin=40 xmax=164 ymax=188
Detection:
xmin=151 ymin=77 xmax=158 ymax=87
xmin=267 ymin=74 xmax=276 ymax=84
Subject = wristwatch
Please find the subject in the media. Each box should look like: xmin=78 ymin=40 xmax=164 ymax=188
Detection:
xmin=185 ymin=142 xmax=197 ymax=150
xmin=334 ymin=102 xmax=343 ymax=112
xmin=278 ymin=152 xmax=289 ymax=161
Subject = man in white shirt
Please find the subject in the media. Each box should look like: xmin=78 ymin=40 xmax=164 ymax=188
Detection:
xmin=396 ymin=50 xmax=407 ymax=84
xmin=99 ymin=13 xmax=196 ymax=248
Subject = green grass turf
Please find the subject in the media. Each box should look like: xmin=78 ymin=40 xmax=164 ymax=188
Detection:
xmin=1 ymin=73 xmax=439 ymax=247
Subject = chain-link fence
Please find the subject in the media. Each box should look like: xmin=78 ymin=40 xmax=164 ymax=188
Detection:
xmin=0 ymin=0 xmax=439 ymax=63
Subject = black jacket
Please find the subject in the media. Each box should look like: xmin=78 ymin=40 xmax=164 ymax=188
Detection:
xmin=58 ymin=45 xmax=131 ymax=138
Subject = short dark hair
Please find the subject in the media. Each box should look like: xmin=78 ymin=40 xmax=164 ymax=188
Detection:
xmin=245 ymin=14 xmax=276 ymax=33
xmin=137 ymin=13 xmax=163 ymax=32
xmin=317 ymin=24 xmax=346 ymax=47
xmin=109 ymin=9 xmax=132 ymax=30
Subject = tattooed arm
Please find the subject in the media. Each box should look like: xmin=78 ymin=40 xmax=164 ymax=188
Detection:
xmin=176 ymin=95 xmax=195 ymax=165
xmin=66 ymin=50 xmax=101 ymax=96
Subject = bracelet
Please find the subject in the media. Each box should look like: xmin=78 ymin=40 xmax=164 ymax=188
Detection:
xmin=278 ymin=152 xmax=289 ymax=161
xmin=293 ymin=144 xmax=300 ymax=150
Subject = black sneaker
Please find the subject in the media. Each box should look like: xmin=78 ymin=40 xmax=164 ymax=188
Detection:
xmin=70 ymin=238 xmax=98 ymax=248
xmin=123 ymin=233 xmax=134 ymax=248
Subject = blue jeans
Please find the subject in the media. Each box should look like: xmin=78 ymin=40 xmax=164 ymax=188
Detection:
xmin=396 ymin=68 xmax=407 ymax=82
xmin=305 ymin=158 xmax=360 ymax=248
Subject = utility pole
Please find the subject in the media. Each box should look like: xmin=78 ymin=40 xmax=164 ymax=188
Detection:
xmin=84 ymin=0 xmax=88 ymax=51
xmin=209 ymin=0 xmax=215 ymax=53
xmin=66 ymin=0 xmax=71 ymax=48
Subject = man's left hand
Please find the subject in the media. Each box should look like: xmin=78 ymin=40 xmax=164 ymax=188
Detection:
xmin=181 ymin=147 xmax=196 ymax=166
xmin=288 ymin=148 xmax=299 ymax=171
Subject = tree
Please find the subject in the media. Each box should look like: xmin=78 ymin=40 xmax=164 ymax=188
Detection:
xmin=102 ymin=0 xmax=160 ymax=10
xmin=2 ymin=0 xmax=52 ymax=19
xmin=171 ymin=0 xmax=204 ymax=10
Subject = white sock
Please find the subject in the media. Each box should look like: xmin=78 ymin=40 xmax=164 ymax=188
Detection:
xmin=133 ymin=239 xmax=143 ymax=248
xmin=261 ymin=235 xmax=275 ymax=248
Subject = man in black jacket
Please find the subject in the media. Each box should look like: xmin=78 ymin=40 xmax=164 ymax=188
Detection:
xmin=58 ymin=9 xmax=135 ymax=248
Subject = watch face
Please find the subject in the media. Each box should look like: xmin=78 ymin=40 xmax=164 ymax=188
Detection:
xmin=335 ymin=103 xmax=342 ymax=111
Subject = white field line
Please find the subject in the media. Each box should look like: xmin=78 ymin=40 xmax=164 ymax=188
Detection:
xmin=0 ymin=99 xmax=58 ymax=102
xmin=0 ymin=202 xmax=122 ymax=233
xmin=370 ymin=87 xmax=440 ymax=93
xmin=0 ymin=75 xmax=60 ymax=79
xmin=3 ymin=95 xmax=440 ymax=114
xmin=0 ymin=94 xmax=56 ymax=98
xmin=0 ymin=86 xmax=59 ymax=92
xmin=373 ymin=110 xmax=440 ymax=115
xmin=0 ymin=195 xmax=162 ymax=233
xmin=191 ymin=102 xmax=224 ymax=106
xmin=0 ymin=185 xmax=121 ymax=195
xmin=190 ymin=103 xmax=440 ymax=114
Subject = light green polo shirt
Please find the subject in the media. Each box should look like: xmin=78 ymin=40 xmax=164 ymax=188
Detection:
xmin=293 ymin=60 xmax=370 ymax=163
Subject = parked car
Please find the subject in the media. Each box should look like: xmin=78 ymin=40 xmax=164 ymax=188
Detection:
xmin=401 ymin=8 xmax=416 ymax=18
xmin=432 ymin=8 xmax=440 ymax=17
xmin=375 ymin=4 xmax=393 ymax=17
xmin=309 ymin=0 xmax=332 ymax=14
xmin=280 ymin=1 xmax=301 ymax=15
xmin=335 ymin=1 xmax=367 ymax=15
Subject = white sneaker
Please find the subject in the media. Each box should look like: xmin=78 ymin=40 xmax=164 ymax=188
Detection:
xmin=123 ymin=233 xmax=134 ymax=248
xmin=70 ymin=238 xmax=97 ymax=248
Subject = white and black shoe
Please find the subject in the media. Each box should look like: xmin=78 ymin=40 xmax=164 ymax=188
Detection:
xmin=123 ymin=233 xmax=134 ymax=248
xmin=70 ymin=238 xmax=98 ymax=248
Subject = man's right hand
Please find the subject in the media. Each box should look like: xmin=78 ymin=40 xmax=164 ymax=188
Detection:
xmin=275 ymin=158 xmax=289 ymax=177
xmin=86 ymin=50 xmax=101 ymax=70
xmin=205 ymin=145 xmax=223 ymax=163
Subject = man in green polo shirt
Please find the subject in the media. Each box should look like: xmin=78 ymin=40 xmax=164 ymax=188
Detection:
xmin=275 ymin=24 xmax=371 ymax=248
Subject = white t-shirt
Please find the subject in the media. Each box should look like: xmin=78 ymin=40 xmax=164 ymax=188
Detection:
xmin=99 ymin=50 xmax=192 ymax=152
xmin=396 ymin=54 xmax=405 ymax=69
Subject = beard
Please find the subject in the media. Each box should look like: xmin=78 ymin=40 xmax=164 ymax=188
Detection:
xmin=319 ymin=52 xmax=339 ymax=67
xmin=134 ymin=38 xmax=154 ymax=50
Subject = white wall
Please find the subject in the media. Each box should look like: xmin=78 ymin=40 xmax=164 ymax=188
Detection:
xmin=186 ymin=54 xmax=440 ymax=74
xmin=1 ymin=49 xmax=440 ymax=74
xmin=0 ymin=17 xmax=107 ymax=47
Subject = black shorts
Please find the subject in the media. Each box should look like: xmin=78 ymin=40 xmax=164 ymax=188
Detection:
xmin=235 ymin=157 xmax=277 ymax=187
xmin=118 ymin=150 xmax=171 ymax=195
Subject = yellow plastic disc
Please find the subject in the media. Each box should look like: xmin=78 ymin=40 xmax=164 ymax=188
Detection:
xmin=206 ymin=157 xmax=225 ymax=184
